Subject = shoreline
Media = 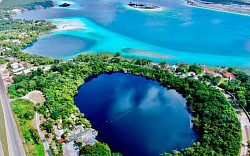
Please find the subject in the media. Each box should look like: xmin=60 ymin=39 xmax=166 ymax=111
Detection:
xmin=0 ymin=0 xmax=249 ymax=155
xmin=50 ymin=18 xmax=86 ymax=31
xmin=124 ymin=5 xmax=165 ymax=12
xmin=185 ymin=0 xmax=250 ymax=16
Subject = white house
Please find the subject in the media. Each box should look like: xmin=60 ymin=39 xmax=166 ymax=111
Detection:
xmin=170 ymin=65 xmax=178 ymax=71
xmin=30 ymin=67 xmax=38 ymax=71
xmin=23 ymin=69 xmax=31 ymax=75
xmin=187 ymin=72 xmax=196 ymax=77
xmin=11 ymin=62 xmax=19 ymax=70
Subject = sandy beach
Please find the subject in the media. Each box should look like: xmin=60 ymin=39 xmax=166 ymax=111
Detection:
xmin=186 ymin=0 xmax=250 ymax=15
xmin=52 ymin=18 xmax=86 ymax=31
xmin=124 ymin=5 xmax=165 ymax=12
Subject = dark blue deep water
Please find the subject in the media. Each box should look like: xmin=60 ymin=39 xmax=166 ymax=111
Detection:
xmin=75 ymin=73 xmax=198 ymax=156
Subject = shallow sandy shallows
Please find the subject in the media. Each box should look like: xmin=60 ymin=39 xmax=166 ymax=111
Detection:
xmin=122 ymin=48 xmax=172 ymax=59
xmin=52 ymin=19 xmax=86 ymax=31
xmin=124 ymin=5 xmax=166 ymax=12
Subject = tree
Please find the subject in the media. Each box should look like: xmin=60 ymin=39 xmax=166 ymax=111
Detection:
xmin=40 ymin=119 xmax=54 ymax=133
xmin=159 ymin=61 xmax=166 ymax=68
xmin=176 ymin=67 xmax=186 ymax=73
xmin=235 ymin=71 xmax=249 ymax=83
xmin=189 ymin=64 xmax=203 ymax=75
xmin=80 ymin=142 xmax=112 ymax=156
xmin=114 ymin=52 xmax=121 ymax=57
xmin=212 ymin=76 xmax=221 ymax=86
xmin=30 ymin=129 xmax=40 ymax=144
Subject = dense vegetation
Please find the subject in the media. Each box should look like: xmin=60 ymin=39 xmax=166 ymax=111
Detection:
xmin=80 ymin=142 xmax=111 ymax=156
xmin=0 ymin=57 xmax=8 ymax=64
xmin=11 ymin=99 xmax=45 ymax=156
xmin=0 ymin=0 xmax=58 ymax=66
xmin=219 ymin=68 xmax=250 ymax=110
xmin=0 ymin=18 xmax=58 ymax=65
xmin=0 ymin=0 xmax=244 ymax=154
xmin=0 ymin=0 xmax=53 ymax=9
xmin=9 ymin=53 xmax=242 ymax=155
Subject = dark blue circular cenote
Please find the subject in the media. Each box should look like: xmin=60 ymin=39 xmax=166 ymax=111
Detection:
xmin=75 ymin=73 xmax=198 ymax=156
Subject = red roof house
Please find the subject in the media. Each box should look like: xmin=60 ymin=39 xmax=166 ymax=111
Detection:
xmin=223 ymin=72 xmax=236 ymax=80
xmin=58 ymin=138 xmax=66 ymax=143
xmin=203 ymin=66 xmax=209 ymax=73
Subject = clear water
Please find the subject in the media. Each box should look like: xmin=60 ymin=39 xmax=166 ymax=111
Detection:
xmin=75 ymin=73 xmax=198 ymax=156
xmin=23 ymin=34 xmax=96 ymax=59
xmin=13 ymin=0 xmax=250 ymax=71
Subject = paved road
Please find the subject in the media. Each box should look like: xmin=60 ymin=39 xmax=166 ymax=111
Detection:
xmin=0 ymin=74 xmax=26 ymax=156
xmin=224 ymin=91 xmax=250 ymax=156
xmin=22 ymin=91 xmax=52 ymax=156
xmin=35 ymin=110 xmax=52 ymax=156
xmin=236 ymin=109 xmax=249 ymax=156
xmin=0 ymin=140 xmax=4 ymax=156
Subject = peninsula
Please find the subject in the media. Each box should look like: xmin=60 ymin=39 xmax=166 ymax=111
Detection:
xmin=186 ymin=0 xmax=250 ymax=15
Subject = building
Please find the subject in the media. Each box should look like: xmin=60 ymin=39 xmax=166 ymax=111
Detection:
xmin=170 ymin=65 xmax=178 ymax=71
xmin=151 ymin=62 xmax=160 ymax=68
xmin=23 ymin=69 xmax=31 ymax=75
xmin=165 ymin=64 xmax=170 ymax=69
xmin=187 ymin=72 xmax=196 ymax=77
xmin=11 ymin=62 xmax=19 ymax=70
xmin=223 ymin=72 xmax=236 ymax=81
xmin=203 ymin=66 xmax=222 ymax=77
xmin=67 ymin=126 xmax=84 ymax=142
xmin=30 ymin=67 xmax=38 ymax=71
xmin=58 ymin=138 xmax=66 ymax=143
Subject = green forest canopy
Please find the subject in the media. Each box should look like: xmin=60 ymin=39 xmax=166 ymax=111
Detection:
xmin=8 ymin=54 xmax=242 ymax=155
xmin=0 ymin=0 xmax=53 ymax=9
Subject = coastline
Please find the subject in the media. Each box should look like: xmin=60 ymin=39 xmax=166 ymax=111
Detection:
xmin=49 ymin=18 xmax=86 ymax=31
xmin=124 ymin=5 xmax=165 ymax=12
xmin=0 ymin=0 xmax=249 ymax=155
xmin=185 ymin=0 xmax=250 ymax=16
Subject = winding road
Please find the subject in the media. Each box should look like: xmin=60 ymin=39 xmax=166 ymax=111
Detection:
xmin=0 ymin=74 xmax=26 ymax=156
xmin=238 ymin=111 xmax=249 ymax=156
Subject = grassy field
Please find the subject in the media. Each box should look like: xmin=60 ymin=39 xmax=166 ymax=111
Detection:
xmin=0 ymin=101 xmax=9 ymax=156
xmin=11 ymin=99 xmax=45 ymax=156
xmin=0 ymin=0 xmax=53 ymax=9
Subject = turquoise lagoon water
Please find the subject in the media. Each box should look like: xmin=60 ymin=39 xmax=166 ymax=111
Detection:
xmin=15 ymin=0 xmax=250 ymax=70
